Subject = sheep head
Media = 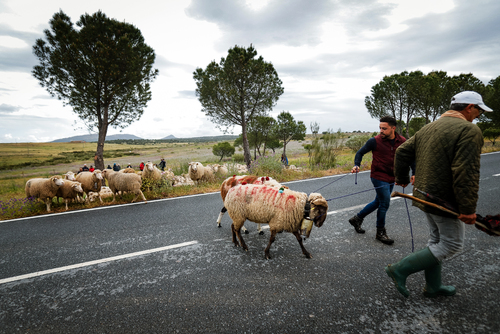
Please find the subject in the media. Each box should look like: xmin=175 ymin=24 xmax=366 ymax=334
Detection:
xmin=308 ymin=193 xmax=329 ymax=228
xmin=65 ymin=171 xmax=76 ymax=181
xmin=93 ymin=170 xmax=103 ymax=180
xmin=146 ymin=162 xmax=154 ymax=171
xmin=73 ymin=182 xmax=84 ymax=193
xmin=51 ymin=176 xmax=64 ymax=186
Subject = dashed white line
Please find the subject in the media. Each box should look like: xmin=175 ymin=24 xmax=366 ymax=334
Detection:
xmin=0 ymin=240 xmax=198 ymax=285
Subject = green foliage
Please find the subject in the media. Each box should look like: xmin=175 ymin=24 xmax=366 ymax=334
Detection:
xmin=141 ymin=176 xmax=172 ymax=194
xmin=484 ymin=75 xmax=500 ymax=127
xmin=0 ymin=197 xmax=38 ymax=219
xmin=310 ymin=129 xmax=344 ymax=169
xmin=274 ymin=111 xmax=306 ymax=155
xmin=212 ymin=142 xmax=235 ymax=161
xmin=365 ymin=71 xmax=488 ymax=138
xmin=193 ymin=45 xmax=284 ymax=166
xmin=249 ymin=154 xmax=283 ymax=176
xmin=247 ymin=115 xmax=277 ymax=158
xmin=345 ymin=134 xmax=371 ymax=153
xmin=232 ymin=154 xmax=245 ymax=163
xmin=408 ymin=117 xmax=426 ymax=137
xmin=32 ymin=10 xmax=158 ymax=170
xmin=171 ymin=161 xmax=190 ymax=176
xmin=482 ymin=128 xmax=500 ymax=146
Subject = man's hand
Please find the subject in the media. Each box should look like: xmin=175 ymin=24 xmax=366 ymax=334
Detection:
xmin=410 ymin=175 xmax=415 ymax=185
xmin=458 ymin=213 xmax=476 ymax=225
xmin=351 ymin=166 xmax=360 ymax=174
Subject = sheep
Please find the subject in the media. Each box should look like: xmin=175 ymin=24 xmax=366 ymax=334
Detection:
xmin=64 ymin=171 xmax=76 ymax=181
xmin=224 ymin=184 xmax=328 ymax=259
xmin=119 ymin=167 xmax=136 ymax=174
xmin=75 ymin=170 xmax=104 ymax=203
xmin=102 ymin=169 xmax=147 ymax=203
xmin=188 ymin=162 xmax=214 ymax=184
xmin=88 ymin=186 xmax=114 ymax=202
xmin=142 ymin=162 xmax=162 ymax=181
xmin=211 ymin=164 xmax=229 ymax=177
xmin=25 ymin=176 xmax=64 ymax=212
xmin=217 ymin=175 xmax=289 ymax=234
xmin=55 ymin=180 xmax=84 ymax=210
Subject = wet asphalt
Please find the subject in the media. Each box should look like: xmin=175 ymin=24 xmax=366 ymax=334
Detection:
xmin=0 ymin=152 xmax=499 ymax=333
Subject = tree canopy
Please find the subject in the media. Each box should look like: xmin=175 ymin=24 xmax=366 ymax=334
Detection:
xmin=32 ymin=10 xmax=158 ymax=170
xmin=274 ymin=111 xmax=306 ymax=156
xmin=193 ymin=45 xmax=284 ymax=166
xmin=365 ymin=71 xmax=493 ymax=137
xmin=212 ymin=142 xmax=235 ymax=161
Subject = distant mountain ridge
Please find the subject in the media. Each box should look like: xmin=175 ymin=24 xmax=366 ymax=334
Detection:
xmin=51 ymin=134 xmax=143 ymax=143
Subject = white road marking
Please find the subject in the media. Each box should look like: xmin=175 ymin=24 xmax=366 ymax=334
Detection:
xmin=0 ymin=240 xmax=198 ymax=285
xmin=327 ymin=193 xmax=411 ymax=215
xmin=494 ymin=173 xmax=500 ymax=177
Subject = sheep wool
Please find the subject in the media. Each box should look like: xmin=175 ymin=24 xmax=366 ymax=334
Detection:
xmin=225 ymin=184 xmax=328 ymax=259
xmin=25 ymin=176 xmax=64 ymax=212
xmin=142 ymin=162 xmax=162 ymax=181
xmin=102 ymin=169 xmax=147 ymax=203
xmin=188 ymin=162 xmax=213 ymax=183
xmin=76 ymin=170 xmax=104 ymax=203
xmin=55 ymin=180 xmax=84 ymax=210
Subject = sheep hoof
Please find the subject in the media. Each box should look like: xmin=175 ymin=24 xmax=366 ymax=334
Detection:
xmin=217 ymin=224 xmax=221 ymax=228
xmin=265 ymin=254 xmax=272 ymax=260
xmin=305 ymin=253 xmax=312 ymax=259
xmin=244 ymin=230 xmax=249 ymax=234
xmin=259 ymin=231 xmax=264 ymax=235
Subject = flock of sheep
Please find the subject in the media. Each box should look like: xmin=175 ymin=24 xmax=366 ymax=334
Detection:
xmin=24 ymin=161 xmax=329 ymax=259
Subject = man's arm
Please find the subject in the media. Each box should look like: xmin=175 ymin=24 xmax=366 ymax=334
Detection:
xmin=351 ymin=137 xmax=376 ymax=173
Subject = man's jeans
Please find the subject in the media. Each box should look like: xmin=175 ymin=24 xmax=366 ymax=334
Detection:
xmin=357 ymin=178 xmax=394 ymax=229
xmin=425 ymin=212 xmax=465 ymax=262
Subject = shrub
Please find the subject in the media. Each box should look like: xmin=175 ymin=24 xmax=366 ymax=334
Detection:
xmin=232 ymin=154 xmax=245 ymax=163
xmin=345 ymin=134 xmax=371 ymax=153
xmin=249 ymin=153 xmax=283 ymax=176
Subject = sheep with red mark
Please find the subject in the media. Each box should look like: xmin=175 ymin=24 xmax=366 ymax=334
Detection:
xmin=224 ymin=184 xmax=328 ymax=259
xmin=216 ymin=175 xmax=289 ymax=234
xmin=76 ymin=169 xmax=104 ymax=203
xmin=25 ymin=176 xmax=64 ymax=212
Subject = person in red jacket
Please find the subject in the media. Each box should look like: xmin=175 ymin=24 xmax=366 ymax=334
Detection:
xmin=348 ymin=116 xmax=414 ymax=245
xmin=139 ymin=161 xmax=145 ymax=171
xmin=89 ymin=165 xmax=95 ymax=172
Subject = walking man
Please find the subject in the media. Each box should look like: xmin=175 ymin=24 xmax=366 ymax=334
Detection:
xmin=386 ymin=91 xmax=491 ymax=298
xmin=349 ymin=116 xmax=413 ymax=245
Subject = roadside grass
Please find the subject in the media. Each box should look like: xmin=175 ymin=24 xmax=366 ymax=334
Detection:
xmin=1 ymin=138 xmax=498 ymax=221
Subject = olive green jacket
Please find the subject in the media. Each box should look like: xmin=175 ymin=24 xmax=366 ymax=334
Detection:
xmin=394 ymin=112 xmax=484 ymax=217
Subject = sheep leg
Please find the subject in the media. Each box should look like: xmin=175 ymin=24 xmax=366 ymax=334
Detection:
xmin=231 ymin=223 xmax=248 ymax=251
xmin=292 ymin=231 xmax=312 ymax=259
xmin=264 ymin=229 xmax=278 ymax=260
xmin=132 ymin=190 xmax=147 ymax=204
xmin=216 ymin=207 xmax=226 ymax=227
xmin=64 ymin=199 xmax=69 ymax=210
xmin=45 ymin=198 xmax=52 ymax=212
xmin=258 ymin=223 xmax=264 ymax=235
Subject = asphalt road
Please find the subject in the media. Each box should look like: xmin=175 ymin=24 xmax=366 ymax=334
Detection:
xmin=1 ymin=152 xmax=499 ymax=333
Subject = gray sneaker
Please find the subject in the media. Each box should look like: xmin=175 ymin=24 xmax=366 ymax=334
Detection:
xmin=349 ymin=215 xmax=365 ymax=234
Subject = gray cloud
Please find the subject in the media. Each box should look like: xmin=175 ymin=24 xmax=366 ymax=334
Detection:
xmin=176 ymin=90 xmax=196 ymax=99
xmin=0 ymin=103 xmax=21 ymax=113
xmin=155 ymin=55 xmax=195 ymax=73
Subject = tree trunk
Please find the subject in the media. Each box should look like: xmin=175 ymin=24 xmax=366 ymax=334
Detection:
xmin=95 ymin=123 xmax=107 ymax=171
xmin=242 ymin=121 xmax=252 ymax=167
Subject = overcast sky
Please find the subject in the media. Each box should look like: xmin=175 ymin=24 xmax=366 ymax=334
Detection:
xmin=0 ymin=0 xmax=499 ymax=143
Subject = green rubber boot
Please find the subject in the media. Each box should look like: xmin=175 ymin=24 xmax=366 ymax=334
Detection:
xmin=385 ymin=247 xmax=439 ymax=298
xmin=423 ymin=263 xmax=456 ymax=298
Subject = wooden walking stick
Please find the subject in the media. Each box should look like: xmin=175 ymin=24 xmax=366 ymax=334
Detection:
xmin=391 ymin=191 xmax=500 ymax=236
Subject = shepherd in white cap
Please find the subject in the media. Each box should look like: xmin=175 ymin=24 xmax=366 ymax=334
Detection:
xmin=386 ymin=91 xmax=492 ymax=299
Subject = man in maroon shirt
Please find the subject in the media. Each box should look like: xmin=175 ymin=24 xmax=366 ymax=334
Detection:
xmin=349 ymin=116 xmax=414 ymax=245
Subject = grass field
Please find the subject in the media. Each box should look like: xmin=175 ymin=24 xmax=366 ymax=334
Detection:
xmin=1 ymin=137 xmax=498 ymax=220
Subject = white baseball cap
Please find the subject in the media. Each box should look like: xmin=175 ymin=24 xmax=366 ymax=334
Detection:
xmin=450 ymin=91 xmax=493 ymax=112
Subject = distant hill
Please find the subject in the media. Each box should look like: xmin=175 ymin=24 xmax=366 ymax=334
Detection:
xmin=52 ymin=133 xmax=143 ymax=143
xmin=162 ymin=135 xmax=176 ymax=139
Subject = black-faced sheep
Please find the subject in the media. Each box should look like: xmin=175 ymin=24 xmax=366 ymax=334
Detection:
xmin=217 ymin=175 xmax=289 ymax=234
xmin=55 ymin=181 xmax=84 ymax=210
xmin=102 ymin=169 xmax=147 ymax=203
xmin=25 ymin=176 xmax=65 ymax=212
xmin=225 ymin=184 xmax=328 ymax=259
xmin=188 ymin=162 xmax=214 ymax=184
xmin=76 ymin=169 xmax=104 ymax=203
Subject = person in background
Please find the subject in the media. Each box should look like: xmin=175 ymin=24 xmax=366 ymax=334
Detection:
xmin=281 ymin=154 xmax=288 ymax=165
xmin=89 ymin=165 xmax=95 ymax=172
xmin=159 ymin=158 xmax=166 ymax=171
xmin=139 ymin=161 xmax=145 ymax=171
xmin=348 ymin=116 xmax=414 ymax=245
xmin=113 ymin=163 xmax=120 ymax=172
xmin=126 ymin=163 xmax=132 ymax=168
xmin=82 ymin=164 xmax=89 ymax=172
xmin=386 ymin=91 xmax=491 ymax=298
xmin=107 ymin=165 xmax=112 ymax=169
xmin=77 ymin=167 xmax=83 ymax=174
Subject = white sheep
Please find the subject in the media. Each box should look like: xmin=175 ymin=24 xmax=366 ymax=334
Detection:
xmin=217 ymin=175 xmax=289 ymax=234
xmin=76 ymin=170 xmax=104 ymax=203
xmin=142 ymin=162 xmax=162 ymax=181
xmin=25 ymin=176 xmax=65 ymax=212
xmin=225 ymin=184 xmax=329 ymax=259
xmin=102 ymin=169 xmax=147 ymax=203
xmin=87 ymin=186 xmax=114 ymax=202
xmin=211 ymin=164 xmax=229 ymax=177
xmin=119 ymin=167 xmax=136 ymax=174
xmin=64 ymin=171 xmax=76 ymax=181
xmin=55 ymin=180 xmax=84 ymax=210
xmin=188 ymin=162 xmax=213 ymax=184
